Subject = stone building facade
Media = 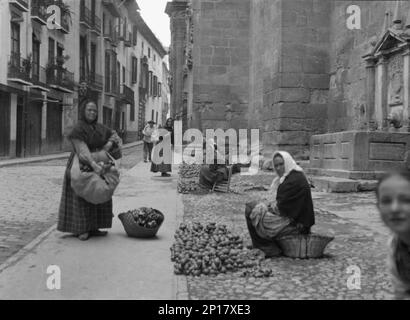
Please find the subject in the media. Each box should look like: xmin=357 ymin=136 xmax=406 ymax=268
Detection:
xmin=167 ymin=0 xmax=410 ymax=177
xmin=0 ymin=0 xmax=169 ymax=159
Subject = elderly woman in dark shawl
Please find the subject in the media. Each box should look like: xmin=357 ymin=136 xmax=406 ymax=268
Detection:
xmin=245 ymin=151 xmax=315 ymax=256
xmin=199 ymin=139 xmax=229 ymax=189
xmin=57 ymin=100 xmax=122 ymax=241
xmin=151 ymin=118 xmax=174 ymax=177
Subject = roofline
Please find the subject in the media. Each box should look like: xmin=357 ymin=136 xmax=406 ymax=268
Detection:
xmin=135 ymin=12 xmax=167 ymax=57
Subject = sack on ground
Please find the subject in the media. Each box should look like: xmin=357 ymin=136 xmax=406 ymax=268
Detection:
xmin=70 ymin=154 xmax=120 ymax=204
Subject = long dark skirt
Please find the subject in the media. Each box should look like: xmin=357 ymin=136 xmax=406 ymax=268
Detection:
xmin=150 ymin=143 xmax=172 ymax=173
xmin=57 ymin=153 xmax=113 ymax=235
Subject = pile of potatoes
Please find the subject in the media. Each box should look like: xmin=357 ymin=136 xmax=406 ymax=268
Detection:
xmin=171 ymin=222 xmax=272 ymax=277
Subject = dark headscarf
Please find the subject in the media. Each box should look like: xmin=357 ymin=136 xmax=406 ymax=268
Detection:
xmin=164 ymin=118 xmax=174 ymax=145
xmin=68 ymin=100 xmax=113 ymax=151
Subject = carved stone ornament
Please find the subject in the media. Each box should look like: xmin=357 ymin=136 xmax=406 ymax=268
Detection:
xmin=366 ymin=28 xmax=409 ymax=131
xmin=387 ymin=54 xmax=403 ymax=106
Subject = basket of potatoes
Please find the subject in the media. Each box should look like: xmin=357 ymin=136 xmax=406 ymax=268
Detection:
xmin=118 ymin=207 xmax=164 ymax=238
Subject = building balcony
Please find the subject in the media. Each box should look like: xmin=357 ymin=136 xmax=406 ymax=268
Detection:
xmin=121 ymin=84 xmax=134 ymax=104
xmin=124 ymin=32 xmax=132 ymax=47
xmin=46 ymin=63 xmax=74 ymax=93
xmin=111 ymin=30 xmax=119 ymax=47
xmin=31 ymin=0 xmax=48 ymax=25
xmin=91 ymin=15 xmax=101 ymax=35
xmin=31 ymin=64 xmax=48 ymax=91
xmin=60 ymin=13 xmax=70 ymax=34
xmin=7 ymin=53 xmax=32 ymax=85
xmin=80 ymin=71 xmax=104 ymax=91
xmin=80 ymin=5 xmax=92 ymax=28
xmin=9 ymin=0 xmax=29 ymax=12
xmin=102 ymin=0 xmax=121 ymax=18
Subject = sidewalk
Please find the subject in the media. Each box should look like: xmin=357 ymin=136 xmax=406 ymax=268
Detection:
xmin=0 ymin=141 xmax=143 ymax=168
xmin=0 ymin=160 xmax=183 ymax=300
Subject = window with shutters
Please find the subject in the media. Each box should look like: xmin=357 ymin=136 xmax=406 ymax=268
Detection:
xmin=105 ymin=52 xmax=110 ymax=92
xmin=131 ymin=57 xmax=138 ymax=84
xmin=133 ymin=25 xmax=137 ymax=46
xmin=158 ymin=82 xmax=162 ymax=97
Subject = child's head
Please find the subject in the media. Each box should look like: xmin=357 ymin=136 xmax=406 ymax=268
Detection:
xmin=376 ymin=171 xmax=410 ymax=236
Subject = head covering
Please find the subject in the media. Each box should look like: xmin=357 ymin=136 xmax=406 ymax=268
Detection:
xmin=79 ymin=100 xmax=98 ymax=124
xmin=147 ymin=120 xmax=155 ymax=124
xmin=270 ymin=151 xmax=304 ymax=191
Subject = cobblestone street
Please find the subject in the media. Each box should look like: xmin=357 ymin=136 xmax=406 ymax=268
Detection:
xmin=0 ymin=145 xmax=143 ymax=266
xmin=179 ymin=173 xmax=395 ymax=300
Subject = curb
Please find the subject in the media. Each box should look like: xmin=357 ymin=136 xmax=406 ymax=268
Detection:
xmin=0 ymin=142 xmax=144 ymax=274
xmin=172 ymin=165 xmax=189 ymax=300
xmin=0 ymin=141 xmax=144 ymax=168
xmin=0 ymin=224 xmax=57 ymax=274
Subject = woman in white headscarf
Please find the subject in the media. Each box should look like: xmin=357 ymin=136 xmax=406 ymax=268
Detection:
xmin=245 ymin=151 xmax=315 ymax=257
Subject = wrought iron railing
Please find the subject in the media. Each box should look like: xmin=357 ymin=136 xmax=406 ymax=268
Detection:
xmin=46 ymin=62 xmax=74 ymax=91
xmin=31 ymin=1 xmax=48 ymax=24
xmin=89 ymin=71 xmax=104 ymax=90
xmin=7 ymin=53 xmax=31 ymax=82
xmin=9 ymin=0 xmax=29 ymax=11
xmin=121 ymin=84 xmax=135 ymax=103
xmin=31 ymin=63 xmax=47 ymax=87
xmin=91 ymin=15 xmax=101 ymax=34
xmin=80 ymin=5 xmax=91 ymax=27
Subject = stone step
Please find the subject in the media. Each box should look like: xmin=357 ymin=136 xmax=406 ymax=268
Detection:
xmin=309 ymin=176 xmax=378 ymax=193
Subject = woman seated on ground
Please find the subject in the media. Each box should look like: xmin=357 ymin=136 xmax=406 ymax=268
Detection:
xmin=376 ymin=170 xmax=410 ymax=299
xmin=245 ymin=151 xmax=315 ymax=257
xmin=199 ymin=139 xmax=229 ymax=190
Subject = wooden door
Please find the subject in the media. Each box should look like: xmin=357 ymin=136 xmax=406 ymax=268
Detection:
xmin=46 ymin=102 xmax=62 ymax=152
xmin=25 ymin=102 xmax=42 ymax=156
xmin=0 ymin=92 xmax=10 ymax=157
xmin=16 ymin=103 xmax=24 ymax=157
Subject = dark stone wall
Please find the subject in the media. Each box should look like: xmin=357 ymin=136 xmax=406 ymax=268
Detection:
xmin=191 ymin=0 xmax=251 ymax=131
xmin=250 ymin=0 xmax=330 ymax=159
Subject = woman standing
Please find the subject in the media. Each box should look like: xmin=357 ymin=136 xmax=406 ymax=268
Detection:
xmin=58 ymin=101 xmax=122 ymax=241
xmin=151 ymin=118 xmax=174 ymax=177
xmin=376 ymin=171 xmax=410 ymax=299
xmin=245 ymin=151 xmax=315 ymax=256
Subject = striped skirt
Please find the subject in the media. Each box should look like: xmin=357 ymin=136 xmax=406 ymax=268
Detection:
xmin=57 ymin=153 xmax=113 ymax=235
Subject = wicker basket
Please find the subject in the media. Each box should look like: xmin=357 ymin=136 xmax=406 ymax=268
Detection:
xmin=118 ymin=210 xmax=164 ymax=238
xmin=277 ymin=234 xmax=334 ymax=259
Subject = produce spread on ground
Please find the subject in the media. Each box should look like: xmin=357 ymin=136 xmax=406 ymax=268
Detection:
xmin=171 ymin=222 xmax=273 ymax=277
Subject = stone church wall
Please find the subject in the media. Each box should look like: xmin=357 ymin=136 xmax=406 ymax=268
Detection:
xmin=191 ymin=0 xmax=251 ymax=132
xmin=327 ymin=1 xmax=410 ymax=132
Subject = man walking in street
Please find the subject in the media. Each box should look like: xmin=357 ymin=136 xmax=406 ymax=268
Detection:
xmin=142 ymin=121 xmax=155 ymax=162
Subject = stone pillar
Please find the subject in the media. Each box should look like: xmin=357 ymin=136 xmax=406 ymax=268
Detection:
xmin=165 ymin=1 xmax=189 ymax=127
xmin=403 ymin=48 xmax=410 ymax=132
xmin=375 ymin=56 xmax=388 ymax=130
xmin=364 ymin=55 xmax=377 ymax=130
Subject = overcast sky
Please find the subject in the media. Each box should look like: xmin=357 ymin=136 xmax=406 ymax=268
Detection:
xmin=137 ymin=0 xmax=171 ymax=48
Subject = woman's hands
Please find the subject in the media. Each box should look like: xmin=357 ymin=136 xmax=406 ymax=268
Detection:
xmin=103 ymin=141 xmax=113 ymax=152
xmin=91 ymin=161 xmax=103 ymax=175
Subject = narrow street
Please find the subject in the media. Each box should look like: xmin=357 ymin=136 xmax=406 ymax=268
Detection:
xmin=0 ymin=145 xmax=144 ymax=267
xmin=0 ymin=144 xmax=183 ymax=299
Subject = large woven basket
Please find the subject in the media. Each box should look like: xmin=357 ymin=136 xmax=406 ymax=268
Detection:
xmin=277 ymin=234 xmax=334 ymax=259
xmin=118 ymin=210 xmax=164 ymax=238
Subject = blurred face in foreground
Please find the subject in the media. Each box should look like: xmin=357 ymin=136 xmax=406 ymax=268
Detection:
xmin=84 ymin=102 xmax=98 ymax=123
xmin=273 ymin=155 xmax=285 ymax=177
xmin=378 ymin=175 xmax=410 ymax=236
